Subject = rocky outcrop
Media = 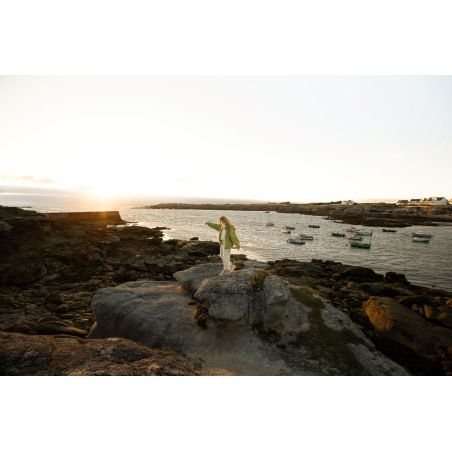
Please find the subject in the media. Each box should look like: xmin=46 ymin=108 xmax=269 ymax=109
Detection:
xmin=363 ymin=297 xmax=452 ymax=359
xmin=88 ymin=262 xmax=409 ymax=376
xmin=0 ymin=332 xmax=201 ymax=376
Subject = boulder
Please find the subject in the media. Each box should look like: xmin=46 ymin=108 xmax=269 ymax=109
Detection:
xmin=44 ymin=293 xmax=64 ymax=305
xmin=88 ymin=265 xmax=409 ymax=376
xmin=179 ymin=241 xmax=220 ymax=255
xmin=364 ymin=297 xmax=452 ymax=358
xmin=0 ymin=332 xmax=200 ymax=376
xmin=0 ymin=221 xmax=12 ymax=232
xmin=341 ymin=266 xmax=381 ymax=281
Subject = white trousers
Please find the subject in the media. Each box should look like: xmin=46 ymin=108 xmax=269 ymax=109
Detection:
xmin=220 ymin=240 xmax=232 ymax=270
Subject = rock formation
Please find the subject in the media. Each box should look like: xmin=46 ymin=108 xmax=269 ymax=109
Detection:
xmin=88 ymin=262 xmax=409 ymax=376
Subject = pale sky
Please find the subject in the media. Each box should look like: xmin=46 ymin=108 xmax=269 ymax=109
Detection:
xmin=1 ymin=76 xmax=451 ymax=205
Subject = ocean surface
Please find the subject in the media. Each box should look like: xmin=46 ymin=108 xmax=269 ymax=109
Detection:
xmin=30 ymin=206 xmax=452 ymax=292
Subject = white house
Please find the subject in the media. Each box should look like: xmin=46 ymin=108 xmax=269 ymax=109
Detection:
xmin=396 ymin=200 xmax=409 ymax=206
xmin=342 ymin=200 xmax=355 ymax=205
xmin=431 ymin=197 xmax=447 ymax=206
xmin=408 ymin=199 xmax=420 ymax=206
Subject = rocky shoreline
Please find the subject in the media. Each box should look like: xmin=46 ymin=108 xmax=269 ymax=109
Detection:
xmin=138 ymin=203 xmax=452 ymax=227
xmin=1 ymin=206 xmax=451 ymax=376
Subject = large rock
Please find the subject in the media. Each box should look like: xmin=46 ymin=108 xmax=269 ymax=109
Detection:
xmin=0 ymin=332 xmax=200 ymax=376
xmin=364 ymin=297 xmax=452 ymax=358
xmin=88 ymin=264 xmax=409 ymax=376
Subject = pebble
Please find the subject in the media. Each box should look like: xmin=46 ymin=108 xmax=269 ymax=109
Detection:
xmin=59 ymin=313 xmax=74 ymax=319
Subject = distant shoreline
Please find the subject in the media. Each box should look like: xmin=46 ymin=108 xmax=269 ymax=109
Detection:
xmin=133 ymin=203 xmax=452 ymax=227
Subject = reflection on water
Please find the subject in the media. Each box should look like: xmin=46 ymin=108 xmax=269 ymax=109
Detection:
xmin=32 ymin=206 xmax=452 ymax=292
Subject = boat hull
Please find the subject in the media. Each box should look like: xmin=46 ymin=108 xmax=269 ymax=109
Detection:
xmin=350 ymin=243 xmax=371 ymax=248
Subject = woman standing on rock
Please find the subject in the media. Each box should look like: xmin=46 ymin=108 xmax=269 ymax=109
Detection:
xmin=205 ymin=216 xmax=240 ymax=275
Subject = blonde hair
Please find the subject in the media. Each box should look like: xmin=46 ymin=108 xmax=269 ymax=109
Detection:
xmin=219 ymin=216 xmax=236 ymax=231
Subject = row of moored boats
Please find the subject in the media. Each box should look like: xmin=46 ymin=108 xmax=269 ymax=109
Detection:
xmin=266 ymin=223 xmax=435 ymax=248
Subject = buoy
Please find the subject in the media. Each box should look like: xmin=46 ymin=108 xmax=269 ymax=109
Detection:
xmin=431 ymin=243 xmax=434 ymax=245
xmin=346 ymin=243 xmax=348 ymax=246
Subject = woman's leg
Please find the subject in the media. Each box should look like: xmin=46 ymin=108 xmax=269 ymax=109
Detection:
xmin=223 ymin=247 xmax=232 ymax=271
xmin=220 ymin=241 xmax=224 ymax=264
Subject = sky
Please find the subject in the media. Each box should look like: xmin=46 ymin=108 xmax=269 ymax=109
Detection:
xmin=1 ymin=76 xmax=451 ymax=206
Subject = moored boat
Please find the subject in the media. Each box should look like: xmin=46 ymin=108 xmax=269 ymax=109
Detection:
xmin=287 ymin=238 xmax=305 ymax=245
xmin=297 ymin=235 xmax=314 ymax=240
xmin=308 ymin=225 xmax=320 ymax=228
xmin=347 ymin=235 xmax=362 ymax=241
xmin=350 ymin=242 xmax=371 ymax=248
xmin=281 ymin=228 xmax=291 ymax=233
xmin=382 ymin=229 xmax=397 ymax=232
xmin=284 ymin=226 xmax=295 ymax=230
xmin=266 ymin=222 xmax=274 ymax=226
xmin=412 ymin=237 xmax=430 ymax=243
xmin=411 ymin=232 xmax=433 ymax=238
xmin=331 ymin=232 xmax=345 ymax=237
xmin=355 ymin=231 xmax=372 ymax=236
xmin=346 ymin=228 xmax=360 ymax=232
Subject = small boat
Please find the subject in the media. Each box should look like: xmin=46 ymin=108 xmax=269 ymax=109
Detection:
xmin=411 ymin=232 xmax=433 ymax=238
xmin=297 ymin=235 xmax=314 ymax=240
xmin=266 ymin=222 xmax=274 ymax=226
xmin=331 ymin=232 xmax=345 ymax=237
xmin=346 ymin=228 xmax=360 ymax=232
xmin=350 ymin=242 xmax=371 ymax=248
xmin=287 ymin=238 xmax=305 ymax=245
xmin=308 ymin=225 xmax=320 ymax=228
xmin=284 ymin=226 xmax=295 ymax=230
xmin=355 ymin=231 xmax=372 ymax=236
xmin=347 ymin=235 xmax=362 ymax=241
xmin=281 ymin=229 xmax=291 ymax=234
xmin=412 ymin=237 xmax=430 ymax=243
xmin=382 ymin=229 xmax=397 ymax=232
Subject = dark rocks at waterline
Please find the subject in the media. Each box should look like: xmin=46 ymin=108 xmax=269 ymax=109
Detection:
xmin=0 ymin=332 xmax=201 ymax=376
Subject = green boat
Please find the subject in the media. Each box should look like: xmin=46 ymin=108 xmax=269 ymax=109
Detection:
xmin=350 ymin=242 xmax=371 ymax=248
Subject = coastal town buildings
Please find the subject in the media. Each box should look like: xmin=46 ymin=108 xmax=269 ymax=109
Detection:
xmin=419 ymin=197 xmax=448 ymax=206
xmin=408 ymin=199 xmax=420 ymax=206
xmin=341 ymin=200 xmax=356 ymax=205
xmin=396 ymin=200 xmax=408 ymax=206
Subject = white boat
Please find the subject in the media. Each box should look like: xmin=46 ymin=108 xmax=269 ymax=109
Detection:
xmin=347 ymin=235 xmax=362 ymax=241
xmin=355 ymin=231 xmax=372 ymax=236
xmin=411 ymin=232 xmax=433 ymax=238
xmin=284 ymin=226 xmax=295 ymax=230
xmin=281 ymin=229 xmax=291 ymax=234
xmin=287 ymin=238 xmax=305 ymax=245
xmin=412 ymin=237 xmax=430 ymax=243
xmin=266 ymin=222 xmax=274 ymax=226
xmin=298 ymin=235 xmax=314 ymax=240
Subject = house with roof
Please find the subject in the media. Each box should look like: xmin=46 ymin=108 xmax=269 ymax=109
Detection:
xmin=408 ymin=199 xmax=420 ymax=205
xmin=341 ymin=200 xmax=355 ymax=205
xmin=431 ymin=197 xmax=447 ymax=206
xmin=396 ymin=200 xmax=408 ymax=206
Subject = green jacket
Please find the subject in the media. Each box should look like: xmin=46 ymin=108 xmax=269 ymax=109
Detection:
xmin=207 ymin=222 xmax=240 ymax=250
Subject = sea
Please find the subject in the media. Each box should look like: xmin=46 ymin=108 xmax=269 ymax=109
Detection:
xmin=28 ymin=206 xmax=452 ymax=292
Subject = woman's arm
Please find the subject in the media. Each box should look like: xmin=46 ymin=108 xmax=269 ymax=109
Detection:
xmin=206 ymin=222 xmax=221 ymax=231
xmin=230 ymin=229 xmax=240 ymax=249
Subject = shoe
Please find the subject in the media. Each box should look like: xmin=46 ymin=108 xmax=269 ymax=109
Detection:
xmin=229 ymin=265 xmax=236 ymax=274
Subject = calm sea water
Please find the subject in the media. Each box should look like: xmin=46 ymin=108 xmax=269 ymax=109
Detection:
xmin=30 ymin=206 xmax=452 ymax=292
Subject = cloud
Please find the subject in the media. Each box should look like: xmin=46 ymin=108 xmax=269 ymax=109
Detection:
xmin=1 ymin=175 xmax=59 ymax=185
